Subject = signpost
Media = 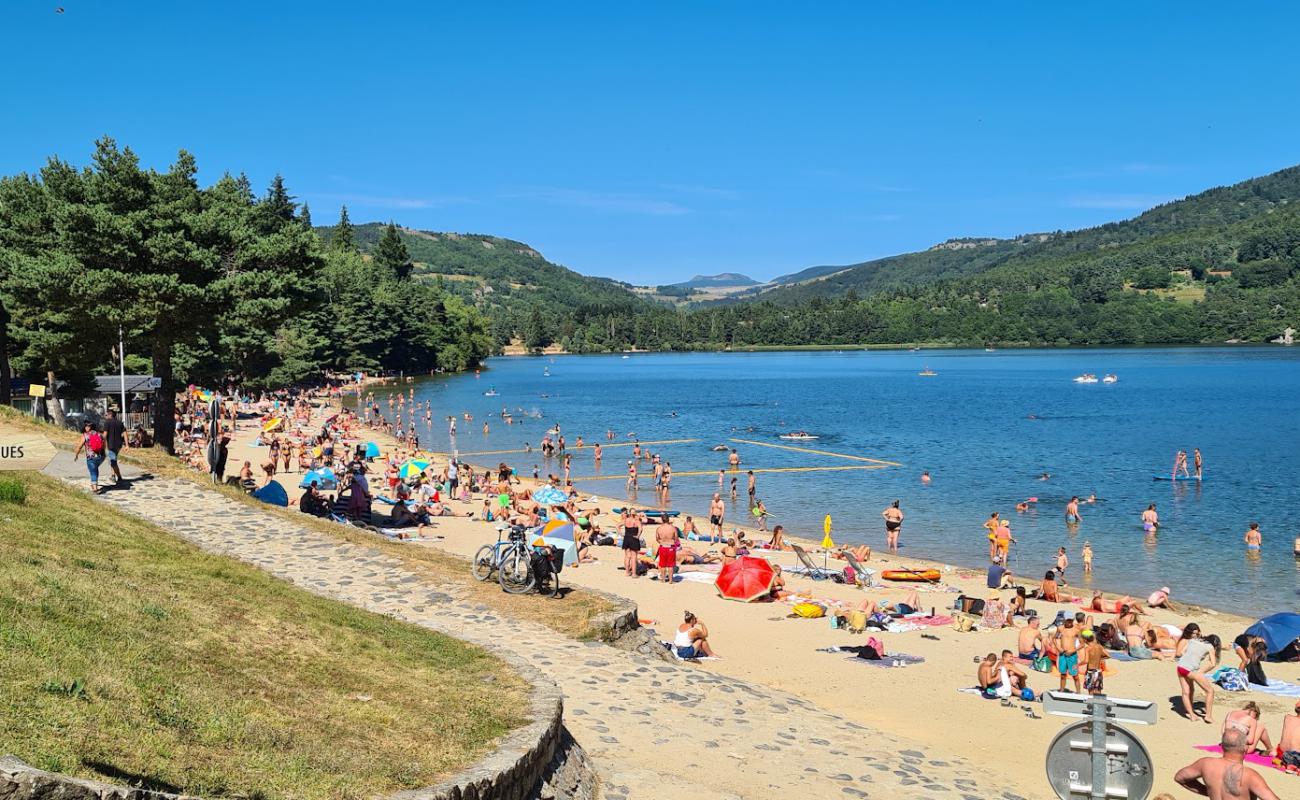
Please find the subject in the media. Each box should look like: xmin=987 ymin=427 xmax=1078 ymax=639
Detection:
xmin=1043 ymin=691 xmax=1155 ymax=800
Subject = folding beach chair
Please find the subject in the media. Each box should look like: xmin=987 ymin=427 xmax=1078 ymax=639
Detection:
xmin=791 ymin=544 xmax=832 ymax=580
xmin=841 ymin=551 xmax=876 ymax=587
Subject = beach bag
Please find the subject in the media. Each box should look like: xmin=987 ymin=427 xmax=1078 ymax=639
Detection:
xmin=792 ymin=603 xmax=824 ymax=619
xmin=952 ymin=616 xmax=974 ymax=633
xmin=1216 ymin=668 xmax=1248 ymax=692
xmin=1032 ymin=655 xmax=1052 ymax=673
xmin=846 ymin=610 xmax=868 ymax=633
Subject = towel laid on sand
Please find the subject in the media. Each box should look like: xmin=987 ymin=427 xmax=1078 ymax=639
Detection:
xmin=1251 ymin=679 xmax=1300 ymax=698
xmin=1194 ymin=746 xmax=1277 ymax=768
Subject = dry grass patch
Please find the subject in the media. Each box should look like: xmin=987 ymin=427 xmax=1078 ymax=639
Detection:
xmin=0 ymin=473 xmax=529 ymax=799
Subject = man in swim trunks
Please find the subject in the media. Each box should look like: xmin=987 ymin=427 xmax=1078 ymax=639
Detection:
xmin=1082 ymin=629 xmax=1108 ymax=695
xmin=746 ymin=470 xmax=756 ymax=505
xmin=1065 ymin=496 xmax=1082 ymax=524
xmin=709 ymin=493 xmax=725 ymax=538
xmin=1194 ymin=448 xmax=1203 ymax=480
xmin=655 ymin=519 xmax=679 ymax=585
xmin=1053 ymin=618 xmax=1083 ymax=693
xmin=1018 ymin=616 xmax=1043 ymax=660
xmin=1244 ymin=523 xmax=1262 ymax=550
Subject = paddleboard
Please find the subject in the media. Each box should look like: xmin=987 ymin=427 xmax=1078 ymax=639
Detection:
xmin=1152 ymin=475 xmax=1202 ymax=481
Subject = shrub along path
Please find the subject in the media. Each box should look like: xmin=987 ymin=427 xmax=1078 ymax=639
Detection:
xmin=42 ymin=452 xmax=1022 ymax=800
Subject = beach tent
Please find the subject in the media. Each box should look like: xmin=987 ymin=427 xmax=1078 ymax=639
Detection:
xmin=1246 ymin=612 xmax=1300 ymax=657
xmin=252 ymin=481 xmax=289 ymax=507
xmin=532 ymin=486 xmax=568 ymax=506
xmin=364 ymin=441 xmax=381 ymax=458
xmin=715 ymin=556 xmax=775 ymax=602
xmin=299 ymin=467 xmax=337 ymax=490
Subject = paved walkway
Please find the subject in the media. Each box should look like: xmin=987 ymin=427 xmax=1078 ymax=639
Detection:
xmin=45 ymin=453 xmax=1025 ymax=800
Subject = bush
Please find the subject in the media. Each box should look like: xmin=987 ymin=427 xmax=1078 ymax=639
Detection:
xmin=0 ymin=479 xmax=26 ymax=504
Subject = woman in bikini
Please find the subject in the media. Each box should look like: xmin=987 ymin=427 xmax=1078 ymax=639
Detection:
xmin=1175 ymin=624 xmax=1220 ymax=723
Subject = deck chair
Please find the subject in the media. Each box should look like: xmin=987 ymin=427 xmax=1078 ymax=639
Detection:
xmin=791 ymin=544 xmax=832 ymax=580
xmin=841 ymin=551 xmax=876 ymax=587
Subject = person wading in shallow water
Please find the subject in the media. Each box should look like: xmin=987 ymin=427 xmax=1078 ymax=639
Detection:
xmin=881 ymin=500 xmax=903 ymax=551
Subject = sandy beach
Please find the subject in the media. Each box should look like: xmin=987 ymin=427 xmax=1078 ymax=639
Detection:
xmin=239 ymin=394 xmax=1300 ymax=799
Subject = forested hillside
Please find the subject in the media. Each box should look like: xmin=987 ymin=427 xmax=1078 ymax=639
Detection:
xmin=321 ymin=222 xmax=645 ymax=348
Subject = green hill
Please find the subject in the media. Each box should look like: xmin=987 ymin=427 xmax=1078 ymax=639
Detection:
xmin=753 ymin=164 xmax=1300 ymax=306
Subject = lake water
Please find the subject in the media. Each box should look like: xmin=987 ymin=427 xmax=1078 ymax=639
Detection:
xmin=376 ymin=348 xmax=1300 ymax=618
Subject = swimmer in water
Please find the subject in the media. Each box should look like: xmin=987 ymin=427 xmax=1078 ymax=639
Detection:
xmin=920 ymin=471 xmax=931 ymax=485
xmin=1039 ymin=472 xmax=1051 ymax=481
xmin=1244 ymin=523 xmax=1262 ymax=551
xmin=1142 ymin=503 xmax=1159 ymax=533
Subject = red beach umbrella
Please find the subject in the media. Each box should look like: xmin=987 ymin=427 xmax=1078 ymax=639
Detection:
xmin=715 ymin=556 xmax=776 ymax=602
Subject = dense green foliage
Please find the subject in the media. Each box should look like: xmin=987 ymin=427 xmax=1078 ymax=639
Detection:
xmin=0 ymin=139 xmax=491 ymax=449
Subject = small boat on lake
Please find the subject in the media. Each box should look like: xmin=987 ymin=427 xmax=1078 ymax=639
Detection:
xmin=1073 ymin=373 xmax=1099 ymax=384
xmin=483 ymin=388 xmax=499 ymax=396
xmin=1103 ymin=374 xmax=1119 ymax=383
xmin=918 ymin=368 xmax=937 ymax=377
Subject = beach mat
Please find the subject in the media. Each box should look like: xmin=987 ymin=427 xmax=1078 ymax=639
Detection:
xmin=849 ymin=653 xmax=925 ymax=668
xmin=1252 ymin=679 xmax=1300 ymax=698
xmin=1195 ymin=745 xmax=1276 ymax=768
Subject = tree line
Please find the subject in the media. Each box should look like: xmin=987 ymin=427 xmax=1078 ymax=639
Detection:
xmin=0 ymin=138 xmax=492 ymax=451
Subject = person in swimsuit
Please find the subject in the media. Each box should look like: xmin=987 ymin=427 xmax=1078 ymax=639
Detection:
xmin=620 ymin=509 xmax=643 ymax=577
xmin=1053 ymin=618 xmax=1083 ymax=693
xmin=1082 ymin=630 xmax=1108 ymax=694
xmin=994 ymin=521 xmax=1012 ymax=564
xmin=882 ymin=500 xmax=903 ymax=551
xmin=1174 ymin=449 xmax=1190 ymax=479
xmin=1194 ymin=448 xmax=1203 ymax=480
xmin=709 ymin=493 xmax=725 ymax=538
xmin=1244 ymin=523 xmax=1262 ymax=550
xmin=655 ymin=520 xmax=679 ymax=584
xmin=1142 ymin=503 xmax=1159 ymax=533
xmin=1176 ymin=624 xmax=1220 ymax=723
xmin=984 ymin=512 xmax=1000 ymax=561
xmin=1278 ymin=703 xmax=1300 ymax=775
xmin=1222 ymin=702 xmax=1273 ymax=754
xmin=1082 ymin=542 xmax=1093 ymax=574
xmin=1065 ymin=496 xmax=1082 ymax=524
xmin=1017 ymin=616 xmax=1043 ymax=659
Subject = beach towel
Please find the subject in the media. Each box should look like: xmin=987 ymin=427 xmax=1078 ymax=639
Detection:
xmin=851 ymin=653 xmax=924 ymax=668
xmin=1194 ymin=746 xmax=1277 ymax=769
xmin=676 ymin=571 xmax=720 ymax=584
xmin=1250 ymin=679 xmax=1300 ymax=698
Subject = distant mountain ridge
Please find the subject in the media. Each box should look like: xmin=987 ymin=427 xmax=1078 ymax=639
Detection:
xmin=670 ymin=272 xmax=760 ymax=288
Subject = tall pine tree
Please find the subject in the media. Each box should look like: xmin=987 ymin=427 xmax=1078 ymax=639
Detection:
xmin=299 ymin=201 xmax=312 ymax=229
xmin=331 ymin=205 xmax=356 ymax=252
xmin=374 ymin=221 xmax=413 ymax=280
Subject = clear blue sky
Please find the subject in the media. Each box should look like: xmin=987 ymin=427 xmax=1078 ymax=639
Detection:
xmin=5 ymin=2 xmax=1299 ymax=283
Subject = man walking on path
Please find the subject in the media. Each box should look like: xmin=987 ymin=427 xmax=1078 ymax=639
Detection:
xmin=103 ymin=408 xmax=127 ymax=485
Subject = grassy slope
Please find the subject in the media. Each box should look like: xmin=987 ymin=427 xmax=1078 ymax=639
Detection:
xmin=0 ymin=472 xmax=528 ymax=799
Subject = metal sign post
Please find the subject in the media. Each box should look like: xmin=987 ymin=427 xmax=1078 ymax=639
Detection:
xmin=1043 ymin=692 xmax=1155 ymax=800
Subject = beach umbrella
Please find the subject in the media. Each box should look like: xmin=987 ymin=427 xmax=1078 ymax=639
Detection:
xmin=398 ymin=462 xmax=426 ymax=480
xmin=263 ymin=418 xmax=283 ymax=433
xmin=532 ymin=485 xmax=568 ymax=506
xmin=715 ymin=556 xmax=776 ymax=603
xmin=538 ymin=519 xmax=576 ymax=542
xmin=531 ymin=534 xmax=578 ymax=566
xmin=821 ymin=515 xmax=834 ymax=570
xmin=1245 ymin=612 xmax=1300 ymax=656
xmin=299 ymin=467 xmax=337 ymax=490
xmin=206 ymin=396 xmax=221 ymax=484
xmin=364 ymin=441 xmax=380 ymax=458
xmin=252 ymin=482 xmax=289 ymax=507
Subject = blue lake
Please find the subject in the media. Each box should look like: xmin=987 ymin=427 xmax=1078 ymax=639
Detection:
xmin=378 ymin=348 xmax=1300 ymax=618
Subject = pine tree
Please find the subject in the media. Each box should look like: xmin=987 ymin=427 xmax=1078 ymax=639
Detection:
xmin=332 ymin=205 xmax=356 ymax=252
xmin=299 ymin=201 xmax=312 ymax=229
xmin=256 ymin=173 xmax=296 ymax=232
xmin=374 ymin=221 xmax=413 ymax=280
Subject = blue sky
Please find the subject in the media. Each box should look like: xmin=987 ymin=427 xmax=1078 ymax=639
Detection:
xmin=5 ymin=2 xmax=1299 ymax=283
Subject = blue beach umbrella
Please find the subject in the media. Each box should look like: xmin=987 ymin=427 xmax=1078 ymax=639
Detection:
xmin=364 ymin=441 xmax=381 ymax=458
xmin=252 ymin=481 xmax=289 ymax=507
xmin=299 ymin=467 xmax=337 ymax=490
xmin=531 ymin=485 xmax=569 ymax=506
xmin=1245 ymin=612 xmax=1300 ymax=656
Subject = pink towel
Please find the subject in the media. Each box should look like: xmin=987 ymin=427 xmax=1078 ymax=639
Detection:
xmin=1194 ymin=745 xmax=1277 ymax=768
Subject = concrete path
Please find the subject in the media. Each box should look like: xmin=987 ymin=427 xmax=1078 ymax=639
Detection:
xmin=45 ymin=453 xmax=1026 ymax=800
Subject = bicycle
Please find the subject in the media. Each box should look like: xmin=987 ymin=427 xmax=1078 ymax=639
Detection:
xmin=472 ymin=525 xmax=527 ymax=581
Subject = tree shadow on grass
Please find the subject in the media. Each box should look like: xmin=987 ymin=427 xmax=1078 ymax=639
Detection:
xmin=80 ymin=759 xmax=185 ymax=795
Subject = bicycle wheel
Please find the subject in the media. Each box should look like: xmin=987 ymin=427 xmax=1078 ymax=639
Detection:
xmin=538 ymin=569 xmax=560 ymax=599
xmin=498 ymin=549 xmax=535 ymax=594
xmin=471 ymin=544 xmax=496 ymax=581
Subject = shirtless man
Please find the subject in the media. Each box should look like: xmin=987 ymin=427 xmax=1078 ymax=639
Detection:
xmin=1174 ymin=727 xmax=1280 ymax=799
xmin=654 ymin=520 xmax=679 ymax=585
xmin=1065 ymin=496 xmax=1082 ymax=524
xmin=1018 ymin=616 xmax=1044 ymax=659
xmin=1194 ymin=448 xmax=1204 ymax=480
xmin=728 ymin=448 xmax=740 ymax=470
xmin=1081 ymin=630 xmax=1109 ymax=695
xmin=1244 ymin=523 xmax=1262 ymax=551
xmin=999 ymin=650 xmax=1030 ymax=694
xmin=593 ymin=443 xmax=602 ymax=462
xmin=709 ymin=493 xmax=726 ymax=539
xmin=1053 ymin=618 xmax=1083 ymax=693
xmin=746 ymin=470 xmax=756 ymax=505
xmin=1278 ymin=702 xmax=1300 ymax=773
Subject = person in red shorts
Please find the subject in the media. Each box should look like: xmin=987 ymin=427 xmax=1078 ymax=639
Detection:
xmin=655 ymin=519 xmax=680 ymax=585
